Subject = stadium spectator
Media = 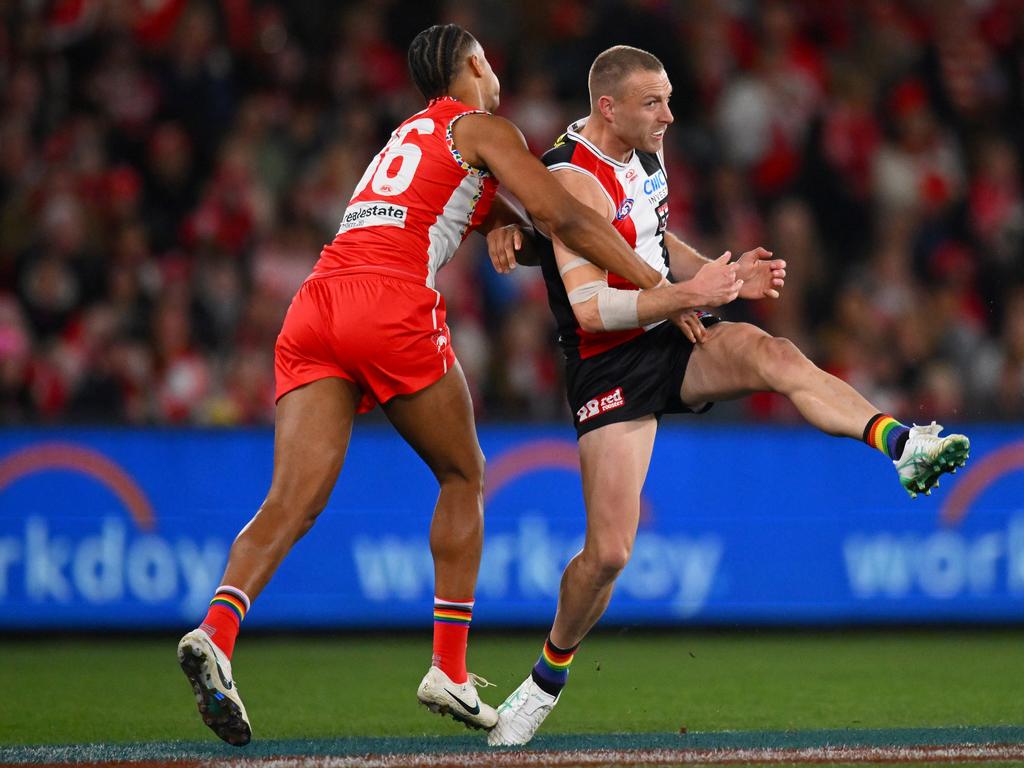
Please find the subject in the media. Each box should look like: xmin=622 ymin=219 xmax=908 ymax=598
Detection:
xmin=0 ymin=0 xmax=1021 ymax=427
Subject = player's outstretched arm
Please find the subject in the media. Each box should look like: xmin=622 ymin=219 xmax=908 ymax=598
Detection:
xmin=452 ymin=113 xmax=663 ymax=289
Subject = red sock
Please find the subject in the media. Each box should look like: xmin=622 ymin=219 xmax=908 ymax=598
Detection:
xmin=199 ymin=586 xmax=250 ymax=659
xmin=432 ymin=597 xmax=473 ymax=684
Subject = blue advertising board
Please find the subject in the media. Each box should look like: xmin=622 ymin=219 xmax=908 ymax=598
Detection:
xmin=0 ymin=424 xmax=1022 ymax=628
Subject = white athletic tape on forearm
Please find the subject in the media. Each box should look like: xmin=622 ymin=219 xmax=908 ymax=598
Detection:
xmin=559 ymin=257 xmax=593 ymax=276
xmin=568 ymin=280 xmax=640 ymax=330
xmin=597 ymin=287 xmax=640 ymax=330
xmin=567 ymin=280 xmax=607 ymax=305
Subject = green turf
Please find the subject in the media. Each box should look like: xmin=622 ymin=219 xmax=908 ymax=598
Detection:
xmin=0 ymin=630 xmax=1021 ymax=745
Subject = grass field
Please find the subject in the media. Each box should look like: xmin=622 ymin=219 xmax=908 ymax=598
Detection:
xmin=1 ymin=628 xmax=1022 ymax=750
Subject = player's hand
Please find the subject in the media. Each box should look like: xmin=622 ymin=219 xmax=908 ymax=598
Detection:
xmin=734 ymin=246 xmax=786 ymax=300
xmin=670 ymin=309 xmax=707 ymax=344
xmin=486 ymin=224 xmax=523 ymax=274
xmin=690 ymin=251 xmax=743 ymax=307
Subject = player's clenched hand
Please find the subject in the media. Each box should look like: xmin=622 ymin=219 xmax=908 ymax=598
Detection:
xmin=670 ymin=310 xmax=707 ymax=344
xmin=734 ymin=246 xmax=786 ymax=300
xmin=690 ymin=251 xmax=743 ymax=307
xmin=486 ymin=224 xmax=523 ymax=274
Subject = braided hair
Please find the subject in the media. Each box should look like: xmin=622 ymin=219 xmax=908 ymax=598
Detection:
xmin=407 ymin=24 xmax=476 ymax=101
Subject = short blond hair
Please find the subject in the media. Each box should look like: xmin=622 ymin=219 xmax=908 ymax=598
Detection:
xmin=588 ymin=45 xmax=664 ymax=106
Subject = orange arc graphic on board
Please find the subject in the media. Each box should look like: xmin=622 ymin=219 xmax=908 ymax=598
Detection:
xmin=0 ymin=442 xmax=156 ymax=531
xmin=940 ymin=441 xmax=1024 ymax=527
xmin=484 ymin=439 xmax=655 ymax=524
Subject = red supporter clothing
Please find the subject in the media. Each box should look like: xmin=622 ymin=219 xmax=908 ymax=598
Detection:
xmin=275 ymin=97 xmax=497 ymax=409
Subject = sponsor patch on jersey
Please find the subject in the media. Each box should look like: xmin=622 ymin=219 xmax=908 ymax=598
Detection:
xmin=656 ymin=201 xmax=670 ymax=233
xmin=339 ymin=201 xmax=408 ymax=232
xmin=615 ymin=198 xmax=635 ymax=221
xmin=643 ymin=170 xmax=667 ymax=196
xmin=576 ymin=386 xmax=626 ymax=423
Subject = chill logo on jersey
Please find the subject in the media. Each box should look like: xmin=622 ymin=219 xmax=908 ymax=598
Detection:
xmin=576 ymin=386 xmax=626 ymax=423
xmin=339 ymin=201 xmax=409 ymax=232
xmin=615 ymin=198 xmax=635 ymax=221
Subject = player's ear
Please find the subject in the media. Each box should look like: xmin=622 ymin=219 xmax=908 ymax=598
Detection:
xmin=597 ymin=94 xmax=615 ymax=122
xmin=466 ymin=51 xmax=485 ymax=78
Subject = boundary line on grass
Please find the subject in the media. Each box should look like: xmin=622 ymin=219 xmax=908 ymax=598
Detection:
xmin=3 ymin=726 xmax=1024 ymax=766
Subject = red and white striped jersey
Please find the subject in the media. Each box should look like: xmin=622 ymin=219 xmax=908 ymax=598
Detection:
xmin=311 ymin=97 xmax=499 ymax=288
xmin=537 ymin=118 xmax=672 ymax=361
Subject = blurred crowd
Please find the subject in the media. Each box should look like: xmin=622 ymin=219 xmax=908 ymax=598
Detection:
xmin=1 ymin=0 xmax=1023 ymax=426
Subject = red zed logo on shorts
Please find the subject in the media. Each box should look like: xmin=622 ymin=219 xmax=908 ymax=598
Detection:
xmin=576 ymin=386 xmax=626 ymax=423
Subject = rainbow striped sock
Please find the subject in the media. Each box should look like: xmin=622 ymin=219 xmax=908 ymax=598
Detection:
xmin=432 ymin=597 xmax=473 ymax=684
xmin=863 ymin=414 xmax=910 ymax=460
xmin=433 ymin=598 xmax=473 ymax=627
xmin=530 ymin=636 xmax=578 ymax=697
xmin=200 ymin=585 xmax=250 ymax=659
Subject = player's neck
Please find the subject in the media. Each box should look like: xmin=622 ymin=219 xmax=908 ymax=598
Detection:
xmin=578 ymin=116 xmax=634 ymax=163
xmin=447 ymin=82 xmax=484 ymax=111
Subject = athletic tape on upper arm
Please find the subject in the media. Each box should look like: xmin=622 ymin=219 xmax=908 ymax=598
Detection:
xmin=559 ymin=257 xmax=592 ymax=276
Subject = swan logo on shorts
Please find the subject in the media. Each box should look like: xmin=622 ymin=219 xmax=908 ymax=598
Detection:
xmin=615 ymin=198 xmax=635 ymax=221
xmin=432 ymin=330 xmax=449 ymax=355
xmin=576 ymin=386 xmax=626 ymax=423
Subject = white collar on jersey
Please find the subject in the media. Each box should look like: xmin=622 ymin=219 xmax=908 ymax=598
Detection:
xmin=566 ymin=117 xmax=633 ymax=168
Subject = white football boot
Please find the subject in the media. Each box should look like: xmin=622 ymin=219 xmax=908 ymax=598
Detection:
xmin=416 ymin=666 xmax=498 ymax=730
xmin=177 ymin=628 xmax=252 ymax=746
xmin=895 ymin=422 xmax=970 ymax=498
xmin=487 ymin=675 xmax=559 ymax=746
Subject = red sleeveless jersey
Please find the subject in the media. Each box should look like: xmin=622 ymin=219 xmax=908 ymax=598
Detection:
xmin=311 ymin=97 xmax=499 ymax=287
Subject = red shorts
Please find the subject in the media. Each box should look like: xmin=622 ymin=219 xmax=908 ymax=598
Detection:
xmin=274 ymin=274 xmax=456 ymax=413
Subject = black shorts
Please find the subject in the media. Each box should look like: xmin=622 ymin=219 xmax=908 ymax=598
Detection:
xmin=565 ymin=315 xmax=719 ymax=438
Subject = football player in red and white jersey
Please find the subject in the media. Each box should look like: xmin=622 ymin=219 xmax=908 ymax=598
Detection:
xmin=486 ymin=45 xmax=970 ymax=747
xmin=176 ymin=26 xmax=723 ymax=746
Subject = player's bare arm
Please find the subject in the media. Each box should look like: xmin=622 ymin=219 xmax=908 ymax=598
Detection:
xmin=665 ymin=232 xmax=787 ymax=300
xmin=451 ymin=113 xmax=663 ymax=289
xmin=546 ymin=169 xmax=742 ymax=336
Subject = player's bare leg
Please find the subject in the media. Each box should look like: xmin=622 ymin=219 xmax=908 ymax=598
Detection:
xmin=682 ymin=322 xmax=877 ymax=437
xmin=490 ymin=416 xmax=657 ymax=747
xmin=551 ymin=416 xmax=657 ymax=647
xmin=681 ymin=322 xmax=968 ymax=496
xmin=223 ymin=376 xmax=361 ymax=595
xmin=383 ymin=362 xmax=497 ymax=730
xmin=384 ymin=362 xmax=484 ymax=601
xmin=179 ymin=376 xmax=360 ymax=746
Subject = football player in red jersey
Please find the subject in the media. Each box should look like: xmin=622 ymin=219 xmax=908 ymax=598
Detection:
xmin=485 ymin=45 xmax=970 ymax=747
xmin=176 ymin=26 xmax=742 ymax=747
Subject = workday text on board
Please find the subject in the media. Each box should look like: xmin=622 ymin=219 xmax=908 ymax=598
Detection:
xmin=0 ymin=426 xmax=1021 ymax=628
